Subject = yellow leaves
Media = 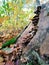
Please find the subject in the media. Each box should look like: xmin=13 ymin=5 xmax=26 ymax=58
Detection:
xmin=8 ymin=2 xmax=13 ymax=7
xmin=20 ymin=10 xmax=24 ymax=15
xmin=0 ymin=16 xmax=9 ymax=24
xmin=0 ymin=18 xmax=4 ymax=23
xmin=26 ymin=0 xmax=29 ymax=3
xmin=19 ymin=0 xmax=23 ymax=7
xmin=4 ymin=16 xmax=9 ymax=20
xmin=26 ymin=0 xmax=32 ymax=4
xmin=7 ymin=1 xmax=23 ymax=21
xmin=8 ymin=2 xmax=18 ymax=20
xmin=8 ymin=2 xmax=17 ymax=11
xmin=8 ymin=2 xmax=12 ymax=6
xmin=0 ymin=57 xmax=3 ymax=62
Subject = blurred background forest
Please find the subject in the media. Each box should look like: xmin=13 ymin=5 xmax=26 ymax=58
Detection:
xmin=0 ymin=0 xmax=49 ymax=31
xmin=0 ymin=0 xmax=35 ymax=32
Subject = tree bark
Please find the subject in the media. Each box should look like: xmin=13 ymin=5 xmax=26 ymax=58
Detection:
xmin=22 ymin=9 xmax=49 ymax=56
